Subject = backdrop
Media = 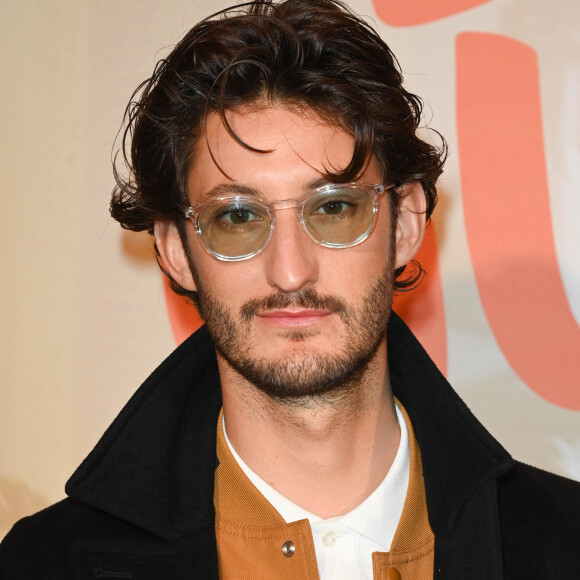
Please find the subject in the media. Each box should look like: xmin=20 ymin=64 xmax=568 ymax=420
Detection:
xmin=1 ymin=0 xmax=579 ymax=538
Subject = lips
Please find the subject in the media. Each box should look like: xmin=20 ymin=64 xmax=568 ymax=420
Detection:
xmin=240 ymin=289 xmax=348 ymax=324
xmin=257 ymin=309 xmax=332 ymax=328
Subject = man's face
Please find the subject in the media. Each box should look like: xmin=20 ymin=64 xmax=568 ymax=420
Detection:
xmin=183 ymin=106 xmax=397 ymax=402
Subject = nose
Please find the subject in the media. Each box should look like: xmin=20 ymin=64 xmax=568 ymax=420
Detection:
xmin=263 ymin=209 xmax=319 ymax=293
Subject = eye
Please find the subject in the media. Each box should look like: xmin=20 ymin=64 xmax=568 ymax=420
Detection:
xmin=208 ymin=201 xmax=268 ymax=233
xmin=220 ymin=207 xmax=260 ymax=224
xmin=313 ymin=199 xmax=352 ymax=215
xmin=308 ymin=192 xmax=361 ymax=220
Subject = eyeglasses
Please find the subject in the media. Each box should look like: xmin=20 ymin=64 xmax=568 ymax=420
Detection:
xmin=184 ymin=182 xmax=390 ymax=261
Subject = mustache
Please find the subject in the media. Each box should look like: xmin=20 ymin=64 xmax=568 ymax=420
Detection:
xmin=240 ymin=288 xmax=350 ymax=322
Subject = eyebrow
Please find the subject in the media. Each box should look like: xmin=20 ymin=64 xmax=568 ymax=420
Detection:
xmin=196 ymin=183 xmax=259 ymax=204
xmin=194 ymin=176 xmax=336 ymax=205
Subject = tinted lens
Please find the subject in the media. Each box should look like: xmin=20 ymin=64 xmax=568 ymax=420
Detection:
xmin=198 ymin=199 xmax=271 ymax=259
xmin=303 ymin=187 xmax=375 ymax=246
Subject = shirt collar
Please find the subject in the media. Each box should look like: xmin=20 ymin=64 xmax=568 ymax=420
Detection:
xmin=223 ymin=402 xmax=410 ymax=550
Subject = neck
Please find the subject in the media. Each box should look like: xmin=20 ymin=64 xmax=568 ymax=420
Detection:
xmin=219 ymin=341 xmax=400 ymax=518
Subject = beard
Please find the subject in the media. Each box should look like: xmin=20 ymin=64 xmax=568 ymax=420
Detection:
xmin=190 ymin=256 xmax=395 ymax=404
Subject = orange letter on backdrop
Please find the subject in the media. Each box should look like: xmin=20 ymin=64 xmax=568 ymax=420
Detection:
xmin=372 ymin=0 xmax=493 ymax=27
xmin=163 ymin=276 xmax=203 ymax=345
xmin=393 ymin=224 xmax=447 ymax=375
xmin=456 ymin=33 xmax=580 ymax=410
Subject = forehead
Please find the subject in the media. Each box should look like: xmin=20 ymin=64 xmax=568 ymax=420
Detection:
xmin=187 ymin=106 xmax=374 ymax=202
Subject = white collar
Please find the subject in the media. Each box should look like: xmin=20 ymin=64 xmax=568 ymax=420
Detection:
xmin=223 ymin=402 xmax=410 ymax=550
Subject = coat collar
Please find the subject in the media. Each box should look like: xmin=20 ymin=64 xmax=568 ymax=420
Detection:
xmin=66 ymin=325 xmax=222 ymax=541
xmin=66 ymin=313 xmax=513 ymax=542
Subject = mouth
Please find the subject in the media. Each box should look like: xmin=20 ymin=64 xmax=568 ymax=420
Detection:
xmin=257 ymin=309 xmax=333 ymax=328
xmin=240 ymin=289 xmax=349 ymax=326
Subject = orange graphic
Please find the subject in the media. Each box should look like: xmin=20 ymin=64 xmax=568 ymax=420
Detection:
xmin=372 ymin=0 xmax=493 ymax=27
xmin=457 ymin=32 xmax=580 ymax=409
xmin=394 ymin=223 xmax=447 ymax=375
xmin=163 ymin=276 xmax=203 ymax=345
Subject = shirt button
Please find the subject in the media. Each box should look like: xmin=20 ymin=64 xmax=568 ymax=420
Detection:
xmin=281 ymin=541 xmax=295 ymax=557
xmin=322 ymin=531 xmax=338 ymax=547
xmin=386 ymin=567 xmax=402 ymax=580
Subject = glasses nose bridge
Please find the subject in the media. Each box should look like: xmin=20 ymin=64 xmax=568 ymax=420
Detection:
xmin=267 ymin=198 xmax=306 ymax=230
xmin=268 ymin=198 xmax=304 ymax=214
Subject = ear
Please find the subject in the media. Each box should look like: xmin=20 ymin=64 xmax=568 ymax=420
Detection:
xmin=394 ymin=182 xmax=427 ymax=270
xmin=154 ymin=221 xmax=197 ymax=292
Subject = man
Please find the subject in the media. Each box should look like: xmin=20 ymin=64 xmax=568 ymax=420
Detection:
xmin=1 ymin=0 xmax=579 ymax=578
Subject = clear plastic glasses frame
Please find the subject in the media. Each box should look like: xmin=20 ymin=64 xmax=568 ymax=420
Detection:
xmin=184 ymin=181 xmax=390 ymax=261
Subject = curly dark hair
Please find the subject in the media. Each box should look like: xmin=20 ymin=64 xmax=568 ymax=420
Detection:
xmin=110 ymin=0 xmax=446 ymax=299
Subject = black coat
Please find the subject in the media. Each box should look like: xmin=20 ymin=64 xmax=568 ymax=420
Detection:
xmin=2 ymin=314 xmax=580 ymax=579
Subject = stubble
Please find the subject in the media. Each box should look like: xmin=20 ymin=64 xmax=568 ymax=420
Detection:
xmin=192 ymin=261 xmax=395 ymax=404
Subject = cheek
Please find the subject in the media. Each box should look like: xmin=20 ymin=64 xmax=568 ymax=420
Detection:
xmin=340 ymin=236 xmax=394 ymax=295
xmin=192 ymin=252 xmax=266 ymax=305
xmin=320 ymin=251 xmax=384 ymax=301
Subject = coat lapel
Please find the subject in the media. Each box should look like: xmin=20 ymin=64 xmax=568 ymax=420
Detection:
xmin=388 ymin=312 xmax=512 ymax=578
